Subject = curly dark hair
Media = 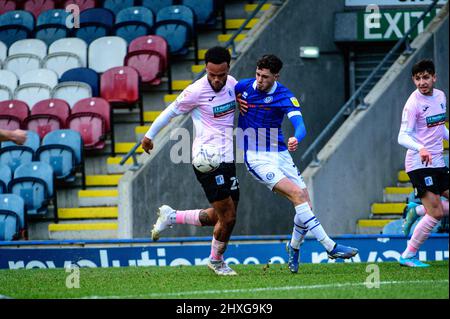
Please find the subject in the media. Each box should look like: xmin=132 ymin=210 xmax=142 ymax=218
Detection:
xmin=204 ymin=46 xmax=231 ymax=66
xmin=256 ymin=54 xmax=283 ymax=74
xmin=412 ymin=59 xmax=435 ymax=76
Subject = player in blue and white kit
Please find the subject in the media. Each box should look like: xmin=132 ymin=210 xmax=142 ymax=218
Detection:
xmin=236 ymin=55 xmax=358 ymax=273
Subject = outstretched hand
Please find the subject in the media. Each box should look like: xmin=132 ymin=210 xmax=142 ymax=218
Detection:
xmin=141 ymin=136 xmax=154 ymax=154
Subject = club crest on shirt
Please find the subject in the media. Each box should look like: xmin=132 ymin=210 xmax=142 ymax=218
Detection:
xmin=264 ymin=96 xmax=273 ymax=104
xmin=441 ymin=103 xmax=446 ymax=111
xmin=290 ymin=97 xmax=300 ymax=107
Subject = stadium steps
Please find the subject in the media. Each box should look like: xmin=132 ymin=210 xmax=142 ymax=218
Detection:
xmin=358 ymin=131 xmax=449 ymax=234
xmin=41 ymin=0 xmax=276 ymax=240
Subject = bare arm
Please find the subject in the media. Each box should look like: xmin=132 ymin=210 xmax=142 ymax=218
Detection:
xmin=0 ymin=129 xmax=27 ymax=145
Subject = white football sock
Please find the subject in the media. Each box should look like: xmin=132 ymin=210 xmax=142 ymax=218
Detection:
xmin=294 ymin=202 xmax=336 ymax=252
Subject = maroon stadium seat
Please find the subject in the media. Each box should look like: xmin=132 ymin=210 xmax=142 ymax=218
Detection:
xmin=24 ymin=0 xmax=56 ymax=19
xmin=125 ymin=35 xmax=168 ymax=86
xmin=23 ymin=99 xmax=70 ymax=138
xmin=0 ymin=100 xmax=29 ymax=130
xmin=0 ymin=0 xmax=16 ymax=15
xmin=67 ymin=97 xmax=110 ymax=149
xmin=64 ymin=0 xmax=96 ymax=12
xmin=101 ymin=66 xmax=140 ymax=105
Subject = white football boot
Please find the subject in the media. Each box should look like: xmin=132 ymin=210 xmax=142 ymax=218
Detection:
xmin=151 ymin=205 xmax=175 ymax=241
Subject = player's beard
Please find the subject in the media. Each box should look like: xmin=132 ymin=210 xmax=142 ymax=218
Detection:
xmin=209 ymin=80 xmax=225 ymax=93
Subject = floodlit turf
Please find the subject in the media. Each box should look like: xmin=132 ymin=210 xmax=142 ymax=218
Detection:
xmin=0 ymin=261 xmax=448 ymax=299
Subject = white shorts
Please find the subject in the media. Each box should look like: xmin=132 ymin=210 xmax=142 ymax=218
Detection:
xmin=244 ymin=150 xmax=306 ymax=191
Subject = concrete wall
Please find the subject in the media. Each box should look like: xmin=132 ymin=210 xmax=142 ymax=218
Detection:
xmin=302 ymin=6 xmax=449 ymax=234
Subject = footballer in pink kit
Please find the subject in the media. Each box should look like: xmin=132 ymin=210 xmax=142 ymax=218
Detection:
xmin=141 ymin=47 xmax=239 ymax=276
xmin=398 ymin=59 xmax=449 ymax=267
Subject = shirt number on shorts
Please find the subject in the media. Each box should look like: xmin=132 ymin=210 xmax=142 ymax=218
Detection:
xmin=230 ymin=177 xmax=239 ymax=190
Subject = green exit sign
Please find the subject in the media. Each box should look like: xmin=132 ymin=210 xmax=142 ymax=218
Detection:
xmin=358 ymin=8 xmax=440 ymax=41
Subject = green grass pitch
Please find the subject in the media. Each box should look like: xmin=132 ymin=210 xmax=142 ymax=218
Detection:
xmin=0 ymin=261 xmax=448 ymax=299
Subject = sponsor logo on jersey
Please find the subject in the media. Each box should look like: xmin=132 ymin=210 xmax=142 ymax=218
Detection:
xmin=242 ymin=92 xmax=248 ymax=99
xmin=424 ymin=176 xmax=433 ymax=186
xmin=290 ymin=97 xmax=300 ymax=107
xmin=213 ymin=101 xmax=236 ymax=118
xmin=264 ymin=96 xmax=273 ymax=104
xmin=215 ymin=175 xmax=225 ymax=185
xmin=426 ymin=113 xmax=446 ymax=128
xmin=208 ymin=96 xmax=216 ymax=102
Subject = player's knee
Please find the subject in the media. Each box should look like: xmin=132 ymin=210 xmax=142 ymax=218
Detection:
xmin=291 ymin=187 xmax=308 ymax=204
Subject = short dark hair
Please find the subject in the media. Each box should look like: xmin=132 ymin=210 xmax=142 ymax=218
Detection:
xmin=412 ymin=59 xmax=435 ymax=76
xmin=256 ymin=54 xmax=283 ymax=74
xmin=204 ymin=46 xmax=231 ymax=66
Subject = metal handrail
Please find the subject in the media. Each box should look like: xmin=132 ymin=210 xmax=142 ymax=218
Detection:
xmin=119 ymin=0 xmax=271 ymax=168
xmin=300 ymin=0 xmax=440 ymax=167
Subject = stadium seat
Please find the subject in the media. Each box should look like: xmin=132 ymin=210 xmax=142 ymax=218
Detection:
xmin=154 ymin=5 xmax=195 ymax=56
xmin=60 ymin=67 xmax=99 ymax=96
xmin=64 ymin=0 xmax=96 ymax=12
xmin=103 ymin=0 xmax=135 ymax=15
xmin=0 ymin=100 xmax=29 ymax=130
xmin=36 ymin=129 xmax=83 ymax=183
xmin=68 ymin=97 xmax=110 ymax=149
xmin=52 ymin=81 xmax=92 ymax=108
xmin=23 ymin=98 xmax=70 ymax=138
xmin=0 ymin=164 xmax=11 ymax=194
xmin=35 ymin=9 xmax=70 ymax=46
xmin=14 ymin=69 xmax=59 ymax=109
xmin=0 ymin=11 xmax=35 ymax=47
xmin=114 ymin=6 xmax=154 ymax=44
xmin=101 ymin=66 xmax=143 ymax=125
xmin=9 ymin=38 xmax=48 ymax=60
xmin=182 ymin=0 xmax=216 ymax=26
xmin=125 ymin=35 xmax=168 ymax=86
xmin=24 ymin=0 xmax=56 ymax=20
xmin=8 ymin=161 xmax=55 ymax=216
xmin=0 ymin=40 xmax=6 ymax=63
xmin=48 ymin=38 xmax=88 ymax=68
xmin=0 ymin=130 xmax=40 ymax=172
xmin=75 ymin=8 xmax=114 ymax=45
xmin=141 ymin=0 xmax=173 ymax=15
xmin=3 ymin=54 xmax=42 ymax=79
xmin=0 ymin=0 xmax=16 ymax=16
xmin=0 ymin=194 xmax=25 ymax=241
xmin=88 ymin=36 xmax=127 ymax=73
xmin=0 ymin=70 xmax=18 ymax=102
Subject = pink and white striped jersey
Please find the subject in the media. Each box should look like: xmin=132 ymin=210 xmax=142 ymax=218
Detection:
xmin=400 ymin=88 xmax=447 ymax=172
xmin=172 ymin=75 xmax=237 ymax=163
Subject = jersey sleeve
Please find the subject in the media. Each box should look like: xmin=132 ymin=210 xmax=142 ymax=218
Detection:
xmin=172 ymin=85 xmax=199 ymax=115
xmin=398 ymin=98 xmax=423 ymax=151
xmin=282 ymin=95 xmax=302 ymax=118
xmin=234 ymin=79 xmax=249 ymax=96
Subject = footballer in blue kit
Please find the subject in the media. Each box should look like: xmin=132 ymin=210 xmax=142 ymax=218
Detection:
xmin=236 ymin=55 xmax=358 ymax=273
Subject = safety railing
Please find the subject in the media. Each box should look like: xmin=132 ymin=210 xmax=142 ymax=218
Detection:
xmin=300 ymin=0 xmax=441 ymax=168
xmin=119 ymin=0 xmax=273 ymax=169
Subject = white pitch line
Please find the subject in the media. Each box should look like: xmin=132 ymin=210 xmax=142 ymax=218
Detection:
xmin=83 ymin=279 xmax=448 ymax=299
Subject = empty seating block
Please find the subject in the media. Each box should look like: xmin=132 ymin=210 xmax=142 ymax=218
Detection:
xmin=53 ymin=81 xmax=92 ymax=108
xmin=64 ymin=0 xmax=96 ymax=12
xmin=48 ymin=37 xmax=88 ymax=68
xmin=0 ymin=40 xmax=6 ymax=63
xmin=0 ymin=1 xmax=16 ymax=16
xmin=141 ymin=0 xmax=173 ymax=15
xmin=0 ymin=164 xmax=11 ymax=193
xmin=103 ymin=0 xmax=135 ymax=15
xmin=182 ymin=0 xmax=216 ymax=26
xmin=24 ymin=0 xmax=56 ymax=20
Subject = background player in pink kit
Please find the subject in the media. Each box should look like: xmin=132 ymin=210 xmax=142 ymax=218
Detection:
xmin=141 ymin=47 xmax=240 ymax=276
xmin=398 ymin=59 xmax=449 ymax=267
